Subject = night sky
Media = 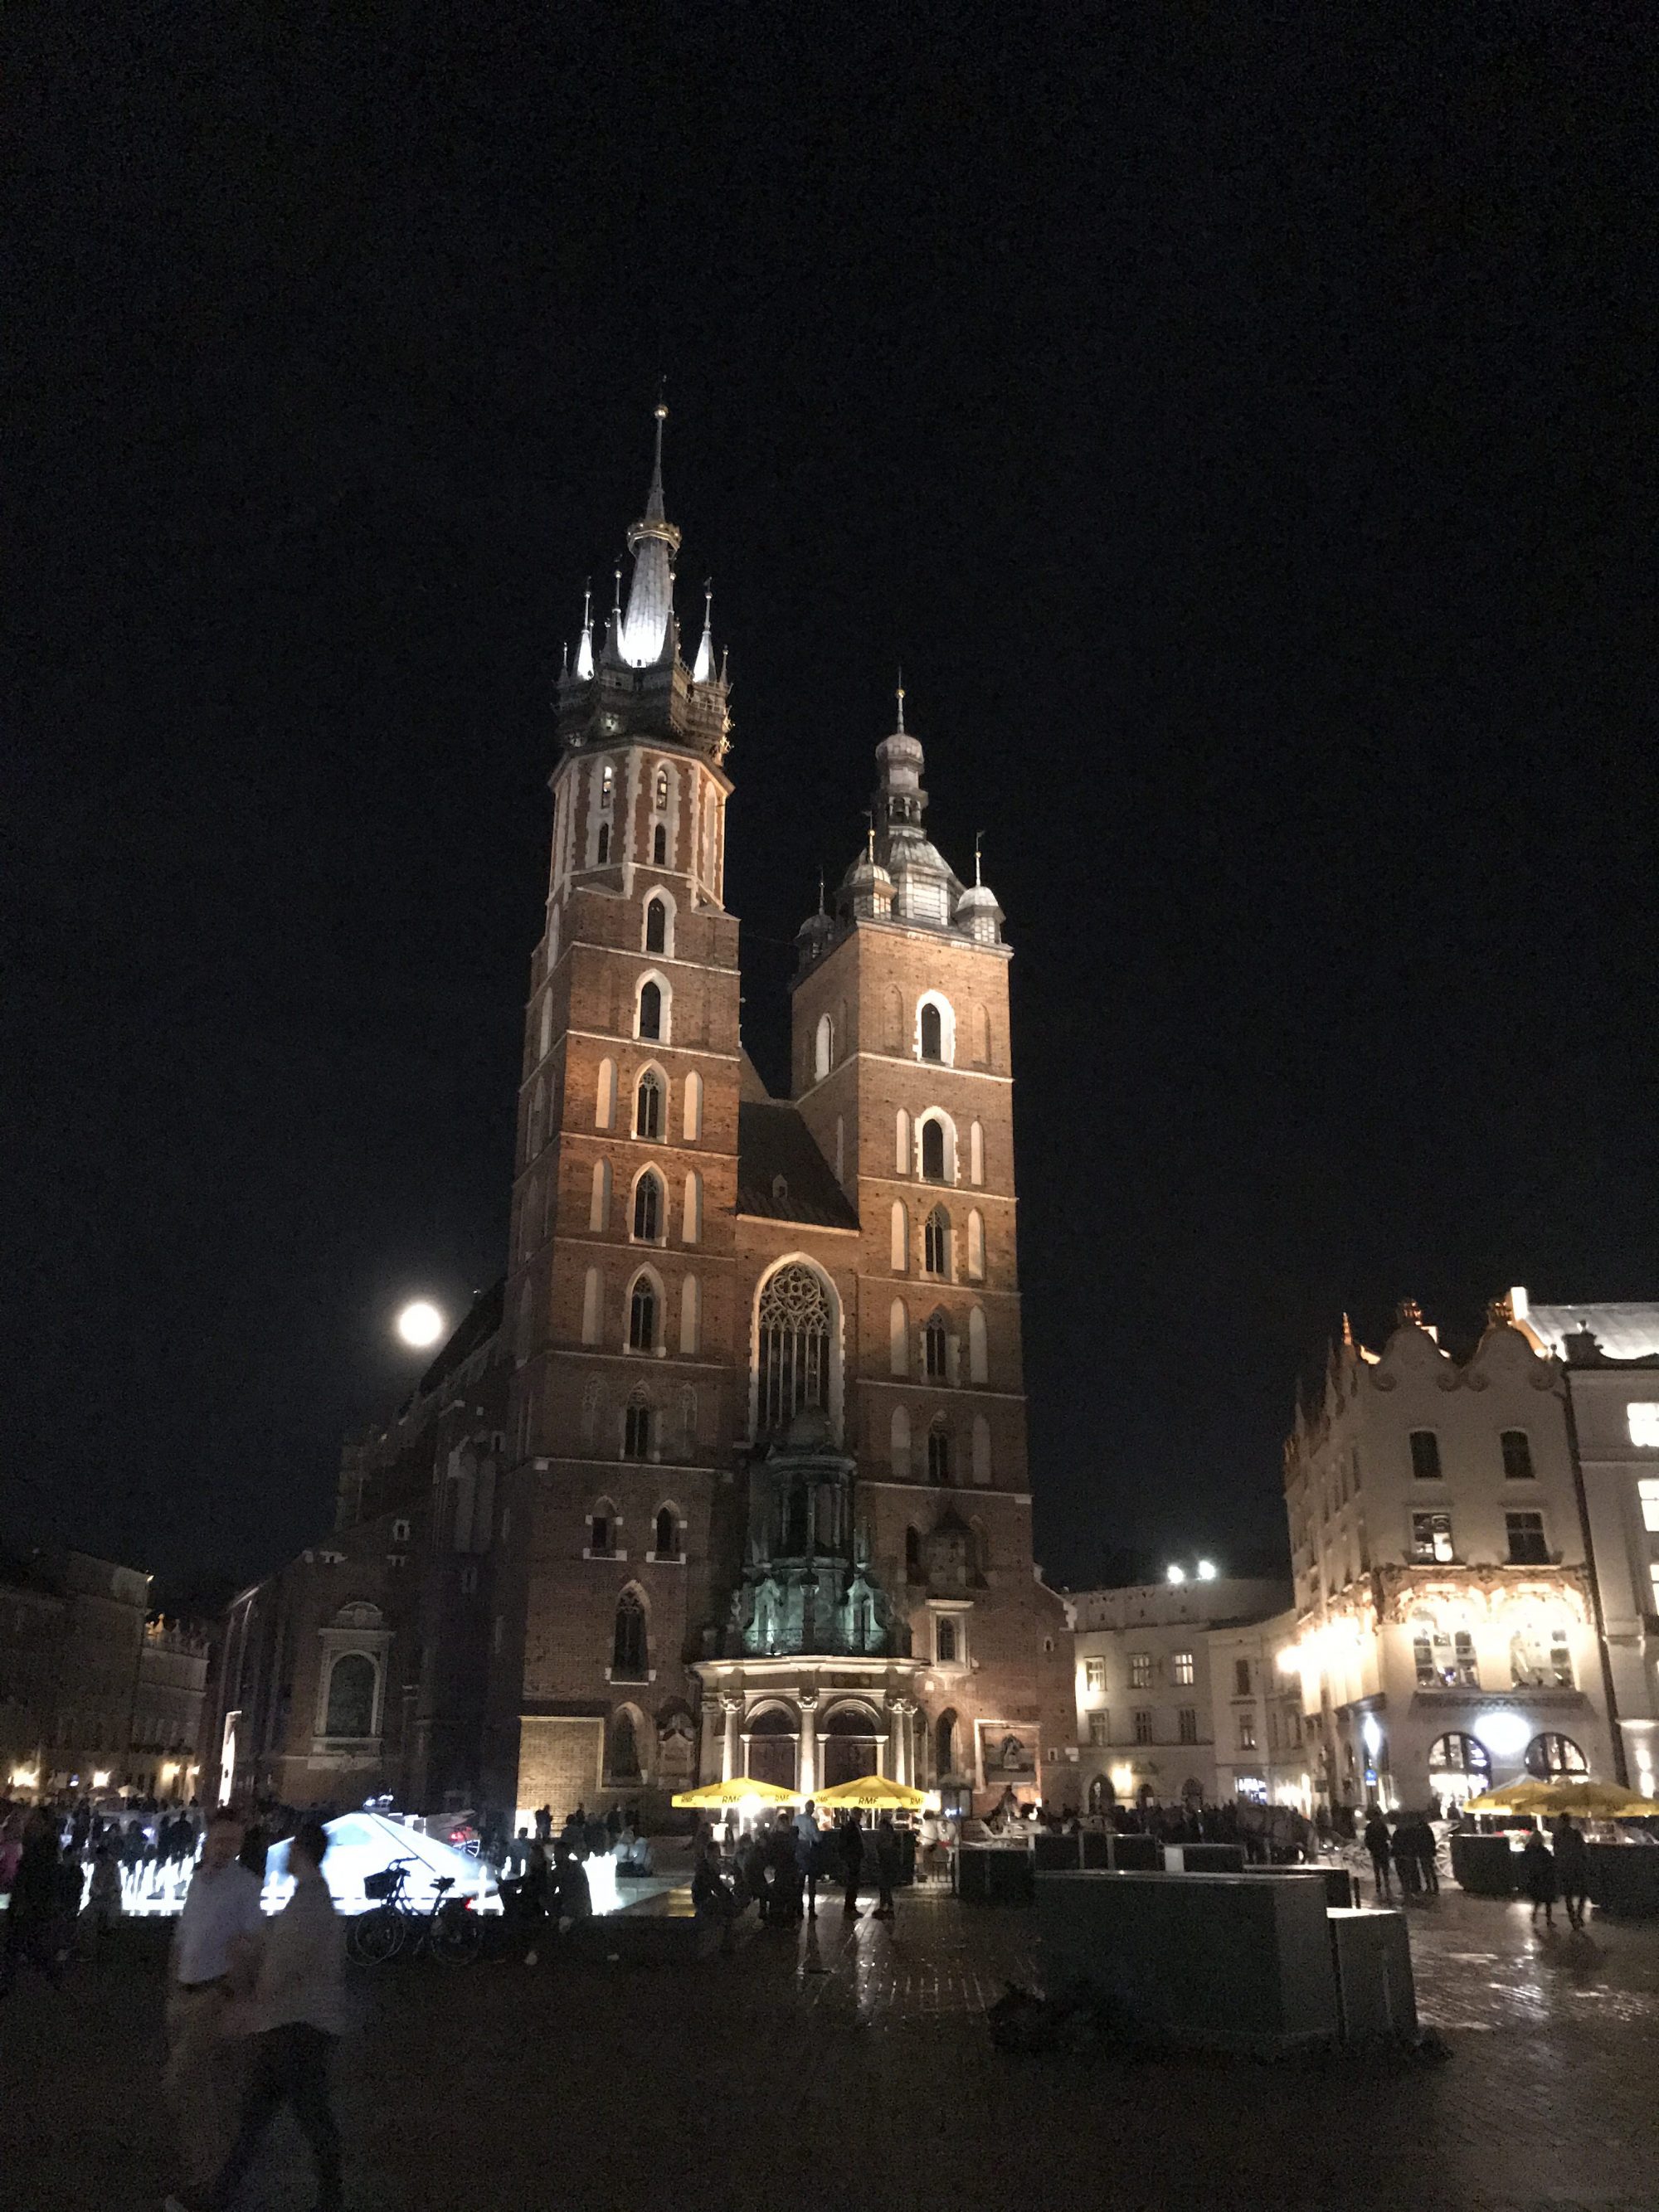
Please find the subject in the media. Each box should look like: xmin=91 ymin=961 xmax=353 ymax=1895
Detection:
xmin=9 ymin=11 xmax=1653 ymax=1607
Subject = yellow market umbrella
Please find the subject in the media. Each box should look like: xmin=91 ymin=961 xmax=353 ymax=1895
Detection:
xmin=810 ymin=1775 xmax=927 ymax=1812
xmin=670 ymin=1776 xmax=800 ymax=1809
xmin=1464 ymin=1779 xmax=1659 ymax=1819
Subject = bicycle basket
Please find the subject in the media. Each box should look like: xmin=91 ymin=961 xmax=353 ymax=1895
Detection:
xmin=362 ymin=1867 xmax=403 ymax=1901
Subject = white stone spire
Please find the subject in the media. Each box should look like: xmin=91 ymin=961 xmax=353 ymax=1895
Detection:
xmin=619 ymin=402 xmax=680 ymax=668
xmin=573 ymin=578 xmax=595 ymax=680
xmin=692 ymin=578 xmax=716 ymax=683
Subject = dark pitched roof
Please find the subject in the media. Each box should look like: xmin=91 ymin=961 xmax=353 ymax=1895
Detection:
xmin=737 ymin=1103 xmax=862 ymax=1231
xmin=416 ymin=1277 xmax=507 ymax=1397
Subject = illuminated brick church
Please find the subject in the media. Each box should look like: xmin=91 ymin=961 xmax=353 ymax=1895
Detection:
xmin=210 ymin=413 xmax=1068 ymax=1825
xmin=488 ymin=410 xmax=1066 ymax=1821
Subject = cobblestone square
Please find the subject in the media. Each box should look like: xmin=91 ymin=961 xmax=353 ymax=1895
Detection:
xmin=5 ymin=1879 xmax=1658 ymax=2212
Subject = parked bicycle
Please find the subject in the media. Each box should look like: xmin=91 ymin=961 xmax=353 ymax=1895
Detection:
xmin=347 ymin=1857 xmax=482 ymax=1966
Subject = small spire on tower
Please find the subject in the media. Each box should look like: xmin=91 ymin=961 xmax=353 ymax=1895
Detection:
xmin=974 ymin=831 xmax=984 ymax=887
xmin=693 ymin=577 xmax=715 ymax=682
xmin=645 ymin=391 xmax=668 ymax=523
xmin=895 ymin=669 xmax=905 ymax=732
xmin=1341 ymin=1310 xmax=1355 ymax=1349
xmin=816 ymin=868 xmax=826 ymax=915
xmin=574 ymin=577 xmax=595 ymax=680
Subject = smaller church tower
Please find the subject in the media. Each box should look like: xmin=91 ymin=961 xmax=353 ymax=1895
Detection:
xmin=788 ymin=692 xmax=1050 ymax=1800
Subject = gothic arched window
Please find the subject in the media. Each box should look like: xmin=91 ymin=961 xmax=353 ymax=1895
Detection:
xmin=927 ymin=1423 xmax=953 ymax=1485
xmin=924 ymin=1206 xmax=951 ymax=1276
xmin=905 ymin=1525 xmax=922 ymax=1580
xmin=655 ymin=767 xmax=669 ymax=809
xmin=920 ymin=1002 xmax=943 ymax=1062
xmin=936 ymin=1616 xmax=957 ymax=1663
xmin=623 ymin=1398 xmax=651 ymax=1460
xmin=629 ymin=1276 xmax=657 ymax=1352
xmin=612 ymin=1591 xmax=648 ymax=1680
xmin=639 ymin=980 xmax=663 ymax=1040
xmin=596 ymin=822 xmax=611 ymax=864
xmin=645 ymin=897 xmax=667 ymax=954
xmin=633 ymin=1172 xmax=663 ymax=1242
xmin=324 ymin=1653 xmax=377 ymax=1738
xmin=635 ymin=1071 xmax=663 ymax=1140
xmin=921 ymin=1119 xmax=946 ymax=1183
xmin=924 ymin=1312 xmax=949 ymax=1379
xmin=654 ymin=1505 xmax=677 ymax=1557
xmin=757 ymin=1262 xmax=832 ymax=1437
xmin=653 ymin=824 xmax=667 ymax=865
xmin=814 ymin=1012 xmax=833 ymax=1081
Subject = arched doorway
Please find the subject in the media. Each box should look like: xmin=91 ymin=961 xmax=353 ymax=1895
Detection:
xmin=935 ymin=1707 xmax=961 ymax=1781
xmin=747 ymin=1705 xmax=797 ymax=1790
xmin=821 ymin=1702 xmax=880 ymax=1787
xmin=1525 ymin=1732 xmax=1588 ymax=1780
xmin=1428 ymin=1730 xmax=1491 ymax=1806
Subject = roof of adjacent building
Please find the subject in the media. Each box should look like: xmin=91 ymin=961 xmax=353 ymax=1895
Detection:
xmin=736 ymin=1102 xmax=861 ymax=1230
xmin=416 ymin=1277 xmax=508 ymax=1397
xmin=1523 ymin=1300 xmax=1659 ymax=1363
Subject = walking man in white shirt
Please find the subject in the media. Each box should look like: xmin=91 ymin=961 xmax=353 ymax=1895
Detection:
xmin=173 ymin=1815 xmax=347 ymax=2212
xmin=163 ymin=1809 xmax=265 ymax=2203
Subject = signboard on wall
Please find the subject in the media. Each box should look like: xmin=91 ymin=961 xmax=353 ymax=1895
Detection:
xmin=977 ymin=1720 xmax=1037 ymax=1789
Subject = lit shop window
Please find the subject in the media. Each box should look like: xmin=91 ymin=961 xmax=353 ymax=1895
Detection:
xmin=1628 ymin=1404 xmax=1659 ymax=1448
xmin=1639 ymin=1479 xmax=1659 ymax=1534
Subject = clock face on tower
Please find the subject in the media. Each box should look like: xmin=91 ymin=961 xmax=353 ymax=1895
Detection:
xmin=601 ymin=712 xmax=621 ymax=734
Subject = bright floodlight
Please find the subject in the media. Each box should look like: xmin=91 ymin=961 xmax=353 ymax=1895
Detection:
xmin=1196 ymin=1558 xmax=1219 ymax=1581
xmin=1166 ymin=1563 xmax=1186 ymax=1583
xmin=396 ymin=1300 xmax=444 ymax=1349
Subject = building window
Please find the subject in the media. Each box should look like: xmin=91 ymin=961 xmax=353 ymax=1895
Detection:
xmin=1178 ymin=1708 xmax=1198 ymax=1744
xmin=905 ymin=1525 xmax=922 ymax=1580
xmin=927 ymin=1425 xmax=953 ymax=1485
xmin=923 ymin=1206 xmax=950 ymax=1276
xmin=629 ymin=1276 xmax=656 ymax=1352
xmin=755 ymin=1262 xmax=833 ymax=1437
xmin=814 ymin=1013 xmax=833 ymax=1081
xmin=645 ymin=897 xmax=668 ymax=954
xmin=612 ymin=1591 xmax=648 ymax=1680
xmin=623 ymin=1403 xmax=651 ymax=1460
xmin=633 ymin=1172 xmax=663 ymax=1242
xmin=920 ymin=1118 xmax=946 ymax=1184
xmin=1409 ymin=1431 xmax=1443 ymax=1480
xmin=1087 ymin=1710 xmax=1109 ymax=1746
xmin=654 ymin=1505 xmax=677 ymax=1557
xmin=1411 ymin=1510 xmax=1454 ymax=1564
xmin=1506 ymin=1510 xmax=1549 ymax=1564
xmin=653 ymin=823 xmax=667 ymax=865
xmin=1638 ymin=1478 xmax=1659 ymax=1533
xmin=920 ymin=1002 xmax=943 ymax=1062
xmin=635 ymin=1072 xmax=663 ymax=1140
xmin=1130 ymin=1652 xmax=1151 ymax=1689
xmin=924 ymin=1313 xmax=948 ymax=1380
xmin=936 ymin=1616 xmax=958 ymax=1665
xmin=596 ymin=822 xmax=611 ymax=864
xmin=1238 ymin=1715 xmax=1257 ymax=1752
xmin=1525 ymin=1732 xmax=1588 ymax=1780
xmin=1549 ymin=1626 xmax=1574 ymax=1687
xmin=1233 ymin=1658 xmax=1251 ymax=1696
xmin=1133 ymin=1709 xmax=1154 ymax=1745
xmin=1173 ymin=1650 xmax=1194 ymax=1687
xmin=392 ymin=1519 xmax=411 ymax=1544
xmin=1627 ymin=1403 xmax=1659 ymax=1447
xmin=638 ymin=980 xmax=663 ymax=1041
xmin=324 ymin=1654 xmax=377 ymax=1738
xmin=1084 ymin=1655 xmax=1107 ymax=1694
xmin=590 ymin=1511 xmax=613 ymax=1554
xmin=654 ymin=767 xmax=669 ymax=810
xmin=601 ymin=765 xmax=614 ymax=804
xmin=1501 ymin=1429 xmax=1535 ymax=1480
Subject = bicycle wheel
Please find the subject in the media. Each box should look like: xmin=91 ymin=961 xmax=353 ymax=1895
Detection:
xmin=431 ymin=1901 xmax=482 ymax=1964
xmin=352 ymin=1904 xmax=405 ymax=1965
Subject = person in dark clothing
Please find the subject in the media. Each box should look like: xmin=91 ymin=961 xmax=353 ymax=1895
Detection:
xmin=1362 ymin=1809 xmax=1394 ymax=1902
xmin=839 ymin=1814 xmax=864 ymax=1916
xmin=1552 ymin=1815 xmax=1590 ymax=1930
xmin=533 ymin=1804 xmax=552 ymax=1843
xmin=552 ymin=1841 xmax=591 ymax=1925
xmin=873 ymin=1817 xmax=901 ymax=1918
xmin=2 ymin=1813 xmax=65 ymax=1991
xmin=1521 ymin=1830 xmax=1559 ymax=1928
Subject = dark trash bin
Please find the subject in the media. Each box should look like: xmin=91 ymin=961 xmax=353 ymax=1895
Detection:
xmin=1451 ymin=1832 xmax=1518 ymax=1896
xmin=956 ymin=1845 xmax=1036 ymax=1905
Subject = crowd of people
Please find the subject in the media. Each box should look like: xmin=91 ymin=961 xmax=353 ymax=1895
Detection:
xmin=688 ymin=1801 xmax=907 ymax=1948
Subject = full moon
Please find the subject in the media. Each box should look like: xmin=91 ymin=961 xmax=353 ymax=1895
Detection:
xmin=396 ymin=1300 xmax=445 ymax=1349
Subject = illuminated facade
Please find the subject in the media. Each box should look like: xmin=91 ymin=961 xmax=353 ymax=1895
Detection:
xmin=487 ymin=412 xmax=1069 ymax=1826
xmin=1282 ymin=1302 xmax=1617 ymax=1811
xmin=1512 ymin=1289 xmax=1659 ymax=1796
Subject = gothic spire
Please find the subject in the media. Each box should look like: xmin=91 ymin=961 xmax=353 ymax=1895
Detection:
xmin=574 ymin=578 xmax=595 ymax=681
xmin=692 ymin=578 xmax=716 ymax=683
xmin=619 ymin=401 xmax=680 ymax=668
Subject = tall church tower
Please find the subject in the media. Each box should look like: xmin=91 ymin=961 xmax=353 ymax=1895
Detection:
xmin=788 ymin=693 xmax=1058 ymax=1801
xmin=488 ymin=409 xmax=743 ymax=1814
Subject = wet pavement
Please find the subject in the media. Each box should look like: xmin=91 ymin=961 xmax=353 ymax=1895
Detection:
xmin=4 ymin=1872 xmax=1658 ymax=2210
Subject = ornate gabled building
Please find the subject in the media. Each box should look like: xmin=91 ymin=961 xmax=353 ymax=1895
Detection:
xmin=484 ymin=409 xmax=1070 ymax=1824
xmin=1282 ymin=1301 xmax=1617 ymax=1813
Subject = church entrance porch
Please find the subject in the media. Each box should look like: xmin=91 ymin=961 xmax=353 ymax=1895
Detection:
xmin=694 ymin=1656 xmax=922 ymax=1798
